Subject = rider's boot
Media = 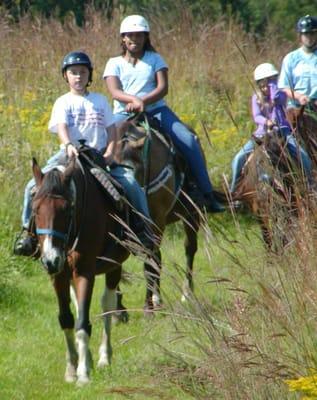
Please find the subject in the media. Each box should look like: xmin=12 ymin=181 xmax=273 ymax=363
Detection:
xmin=203 ymin=192 xmax=225 ymax=213
xmin=13 ymin=221 xmax=39 ymax=257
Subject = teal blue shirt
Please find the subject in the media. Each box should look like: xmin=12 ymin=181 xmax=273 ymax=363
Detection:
xmin=278 ymin=47 xmax=317 ymax=107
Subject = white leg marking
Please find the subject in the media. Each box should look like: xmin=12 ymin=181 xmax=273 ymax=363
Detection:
xmin=181 ymin=280 xmax=194 ymax=303
xmin=75 ymin=329 xmax=91 ymax=385
xmin=98 ymin=288 xmax=116 ymax=368
xmin=70 ymin=284 xmax=79 ymax=318
xmin=152 ymin=293 xmax=162 ymax=308
xmin=64 ymin=328 xmax=78 ymax=383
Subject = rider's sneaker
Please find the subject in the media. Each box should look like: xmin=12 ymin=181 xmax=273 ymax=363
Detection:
xmin=13 ymin=229 xmax=38 ymax=257
xmin=203 ymin=192 xmax=225 ymax=213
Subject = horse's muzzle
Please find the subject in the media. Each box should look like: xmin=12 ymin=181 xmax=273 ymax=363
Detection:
xmin=41 ymin=252 xmax=65 ymax=276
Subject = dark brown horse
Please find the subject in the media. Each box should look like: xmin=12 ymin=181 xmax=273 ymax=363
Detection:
xmin=116 ymin=115 xmax=203 ymax=312
xmin=32 ymin=156 xmax=130 ymax=384
xmin=231 ymin=132 xmax=301 ymax=249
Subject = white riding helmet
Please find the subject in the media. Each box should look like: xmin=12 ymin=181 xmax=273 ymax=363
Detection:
xmin=254 ymin=63 xmax=279 ymax=81
xmin=120 ymin=15 xmax=150 ymax=34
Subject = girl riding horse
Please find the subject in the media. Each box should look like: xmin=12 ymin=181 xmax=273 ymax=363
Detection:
xmin=230 ymin=62 xmax=313 ymax=194
xmin=103 ymin=14 xmax=224 ymax=213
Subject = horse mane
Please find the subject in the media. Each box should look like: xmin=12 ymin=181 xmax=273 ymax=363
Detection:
xmin=120 ymin=121 xmax=147 ymax=165
xmin=36 ymin=169 xmax=69 ymax=199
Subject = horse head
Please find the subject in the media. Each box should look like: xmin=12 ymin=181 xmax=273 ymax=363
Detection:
xmin=32 ymin=157 xmax=76 ymax=276
xmin=118 ymin=118 xmax=150 ymax=181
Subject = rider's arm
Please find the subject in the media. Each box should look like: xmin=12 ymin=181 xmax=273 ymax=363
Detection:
xmin=252 ymin=95 xmax=267 ymax=126
xmin=103 ymin=124 xmax=120 ymax=164
xmin=252 ymin=95 xmax=274 ymax=131
xmin=57 ymin=123 xmax=78 ymax=157
xmin=105 ymin=75 xmax=144 ymax=113
xmin=105 ymin=75 xmax=141 ymax=105
xmin=140 ymin=68 xmax=168 ymax=105
xmin=282 ymin=88 xmax=310 ymax=105
xmin=269 ymin=81 xmax=287 ymax=105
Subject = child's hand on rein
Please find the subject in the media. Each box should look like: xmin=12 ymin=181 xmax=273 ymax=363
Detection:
xmin=66 ymin=142 xmax=78 ymax=158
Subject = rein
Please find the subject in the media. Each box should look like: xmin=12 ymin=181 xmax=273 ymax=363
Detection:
xmin=124 ymin=113 xmax=175 ymax=192
xmin=141 ymin=115 xmax=152 ymax=194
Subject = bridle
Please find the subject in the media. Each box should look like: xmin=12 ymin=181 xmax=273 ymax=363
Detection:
xmin=35 ymin=192 xmax=75 ymax=252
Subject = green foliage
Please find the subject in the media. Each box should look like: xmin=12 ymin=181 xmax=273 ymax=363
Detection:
xmin=1 ymin=0 xmax=317 ymax=38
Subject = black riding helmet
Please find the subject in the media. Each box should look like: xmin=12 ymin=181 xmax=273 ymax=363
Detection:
xmin=296 ymin=15 xmax=317 ymax=33
xmin=61 ymin=51 xmax=93 ymax=85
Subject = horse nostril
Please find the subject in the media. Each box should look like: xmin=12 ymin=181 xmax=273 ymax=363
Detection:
xmin=41 ymin=256 xmax=61 ymax=276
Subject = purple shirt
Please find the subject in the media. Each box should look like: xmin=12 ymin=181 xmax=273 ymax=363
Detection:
xmin=252 ymin=81 xmax=291 ymax=138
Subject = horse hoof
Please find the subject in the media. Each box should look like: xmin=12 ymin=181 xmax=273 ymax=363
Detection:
xmin=143 ymin=306 xmax=155 ymax=318
xmin=65 ymin=373 xmax=77 ymax=383
xmin=152 ymin=294 xmax=162 ymax=309
xmin=181 ymin=292 xmax=193 ymax=303
xmin=112 ymin=310 xmax=129 ymax=324
xmin=64 ymin=364 xmax=77 ymax=383
xmin=76 ymin=375 xmax=90 ymax=386
xmin=97 ymin=357 xmax=110 ymax=368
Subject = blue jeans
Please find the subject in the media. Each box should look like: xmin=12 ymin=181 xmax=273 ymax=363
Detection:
xmin=283 ymin=133 xmax=312 ymax=183
xmin=109 ymin=165 xmax=150 ymax=219
xmin=230 ymin=133 xmax=313 ymax=193
xmin=230 ymin=139 xmax=255 ymax=192
xmin=147 ymin=106 xmax=214 ymax=194
xmin=21 ymin=149 xmax=150 ymax=228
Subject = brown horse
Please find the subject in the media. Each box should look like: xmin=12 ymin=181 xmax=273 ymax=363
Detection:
xmin=231 ymin=132 xmax=301 ymax=249
xmin=32 ymin=155 xmax=130 ymax=384
xmin=115 ymin=115 xmax=203 ymax=312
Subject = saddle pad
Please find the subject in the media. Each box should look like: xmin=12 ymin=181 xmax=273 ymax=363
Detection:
xmin=90 ymin=167 xmax=123 ymax=210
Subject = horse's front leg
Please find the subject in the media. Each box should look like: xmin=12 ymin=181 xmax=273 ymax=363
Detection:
xmin=53 ymin=273 xmax=78 ymax=383
xmin=98 ymin=267 xmax=121 ymax=368
xmin=113 ymin=285 xmax=129 ymax=324
xmin=64 ymin=329 xmax=78 ymax=382
xmin=73 ymin=272 xmax=95 ymax=385
xmin=181 ymin=220 xmax=198 ymax=302
xmin=144 ymin=249 xmax=162 ymax=314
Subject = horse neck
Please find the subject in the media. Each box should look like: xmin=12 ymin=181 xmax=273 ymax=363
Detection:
xmin=72 ymin=163 xmax=121 ymax=254
xmin=234 ymin=147 xmax=270 ymax=199
xmin=147 ymin=131 xmax=171 ymax=179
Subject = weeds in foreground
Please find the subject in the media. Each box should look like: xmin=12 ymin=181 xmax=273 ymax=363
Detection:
xmin=1 ymin=9 xmax=315 ymax=399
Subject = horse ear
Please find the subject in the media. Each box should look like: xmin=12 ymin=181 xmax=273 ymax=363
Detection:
xmin=63 ymin=155 xmax=76 ymax=185
xmin=32 ymin=157 xmax=44 ymax=187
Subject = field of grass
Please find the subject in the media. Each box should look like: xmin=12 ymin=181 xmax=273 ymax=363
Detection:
xmin=1 ymin=217 xmax=278 ymax=399
xmin=1 ymin=9 xmax=317 ymax=399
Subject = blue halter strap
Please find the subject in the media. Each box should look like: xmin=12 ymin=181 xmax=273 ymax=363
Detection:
xmin=36 ymin=228 xmax=68 ymax=241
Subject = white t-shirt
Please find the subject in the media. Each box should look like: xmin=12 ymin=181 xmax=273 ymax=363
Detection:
xmin=103 ymin=51 xmax=168 ymax=114
xmin=48 ymin=92 xmax=116 ymax=151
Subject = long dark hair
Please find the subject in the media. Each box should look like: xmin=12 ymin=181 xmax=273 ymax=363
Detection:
xmin=120 ymin=33 xmax=157 ymax=55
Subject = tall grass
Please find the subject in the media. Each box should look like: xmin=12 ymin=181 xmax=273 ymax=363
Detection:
xmin=1 ymin=9 xmax=315 ymax=399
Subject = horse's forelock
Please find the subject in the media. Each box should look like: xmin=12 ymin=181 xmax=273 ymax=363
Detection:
xmin=36 ymin=169 xmax=69 ymax=199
